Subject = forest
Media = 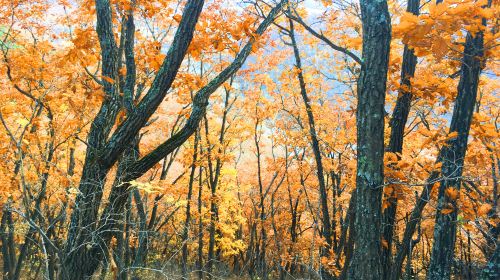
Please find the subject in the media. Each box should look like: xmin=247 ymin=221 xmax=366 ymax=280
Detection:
xmin=0 ymin=0 xmax=498 ymax=279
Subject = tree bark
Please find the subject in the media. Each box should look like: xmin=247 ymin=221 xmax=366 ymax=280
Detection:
xmin=426 ymin=15 xmax=487 ymax=280
xmin=61 ymin=1 xmax=287 ymax=278
xmin=347 ymin=0 xmax=391 ymax=279
xmin=381 ymin=0 xmax=420 ymax=277
xmin=61 ymin=1 xmax=204 ymax=278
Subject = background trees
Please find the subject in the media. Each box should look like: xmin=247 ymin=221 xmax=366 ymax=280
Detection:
xmin=0 ymin=0 xmax=498 ymax=279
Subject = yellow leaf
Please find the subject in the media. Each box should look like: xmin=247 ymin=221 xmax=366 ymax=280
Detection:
xmin=68 ymin=187 xmax=80 ymax=195
xmin=16 ymin=118 xmax=29 ymax=127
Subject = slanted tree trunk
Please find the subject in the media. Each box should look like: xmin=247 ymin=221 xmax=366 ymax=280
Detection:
xmin=61 ymin=0 xmax=287 ymax=278
xmin=481 ymin=244 xmax=499 ymax=279
xmin=60 ymin=1 xmax=204 ymax=278
xmin=381 ymin=0 xmax=420 ymax=277
xmin=426 ymin=9 xmax=488 ymax=279
xmin=347 ymin=0 xmax=391 ymax=279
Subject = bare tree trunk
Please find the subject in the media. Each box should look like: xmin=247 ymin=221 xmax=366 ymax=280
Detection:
xmin=347 ymin=0 xmax=391 ymax=279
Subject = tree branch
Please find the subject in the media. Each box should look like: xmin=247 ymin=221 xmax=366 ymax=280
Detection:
xmin=128 ymin=0 xmax=289 ymax=179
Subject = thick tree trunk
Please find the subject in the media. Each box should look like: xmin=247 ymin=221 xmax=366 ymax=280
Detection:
xmin=426 ymin=22 xmax=486 ymax=280
xmin=347 ymin=0 xmax=391 ymax=279
xmin=60 ymin=1 xmax=288 ymax=278
xmin=60 ymin=1 xmax=205 ymax=278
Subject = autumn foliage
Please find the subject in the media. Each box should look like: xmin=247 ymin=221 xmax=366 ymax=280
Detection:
xmin=0 ymin=0 xmax=498 ymax=279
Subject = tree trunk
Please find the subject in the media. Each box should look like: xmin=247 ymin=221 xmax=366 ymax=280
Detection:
xmin=426 ymin=16 xmax=487 ymax=280
xmin=132 ymin=190 xmax=148 ymax=269
xmin=481 ymin=244 xmax=499 ymax=279
xmin=182 ymin=131 xmax=199 ymax=280
xmin=347 ymin=0 xmax=391 ymax=279
xmin=60 ymin=1 xmax=205 ymax=278
xmin=390 ymin=171 xmax=439 ymax=280
xmin=197 ymin=165 xmax=204 ymax=280
xmin=287 ymin=14 xmax=334 ymax=279
xmin=381 ymin=0 xmax=420 ymax=277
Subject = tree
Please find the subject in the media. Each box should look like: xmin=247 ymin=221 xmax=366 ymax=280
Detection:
xmin=347 ymin=0 xmax=391 ymax=279
xmin=61 ymin=0 xmax=288 ymax=278
xmin=0 ymin=0 xmax=498 ymax=279
xmin=381 ymin=0 xmax=420 ymax=277
xmin=427 ymin=1 xmax=492 ymax=278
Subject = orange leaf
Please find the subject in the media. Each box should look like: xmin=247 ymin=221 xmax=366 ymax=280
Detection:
xmin=478 ymin=204 xmax=492 ymax=216
xmin=381 ymin=239 xmax=389 ymax=249
xmin=443 ymin=131 xmax=459 ymax=142
xmin=445 ymin=187 xmax=459 ymax=200
xmin=102 ymin=76 xmax=114 ymax=84
xmin=432 ymin=36 xmax=448 ymax=61
xmin=173 ymin=14 xmax=182 ymax=23
xmin=441 ymin=208 xmax=454 ymax=215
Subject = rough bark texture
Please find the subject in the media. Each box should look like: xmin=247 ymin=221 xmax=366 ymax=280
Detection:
xmin=481 ymin=244 xmax=500 ymax=279
xmin=381 ymin=0 xmax=420 ymax=277
xmin=426 ymin=25 xmax=486 ymax=280
xmin=60 ymin=1 xmax=206 ymax=279
xmin=60 ymin=1 xmax=287 ymax=279
xmin=392 ymin=7 xmax=488 ymax=279
xmin=347 ymin=0 xmax=391 ymax=279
